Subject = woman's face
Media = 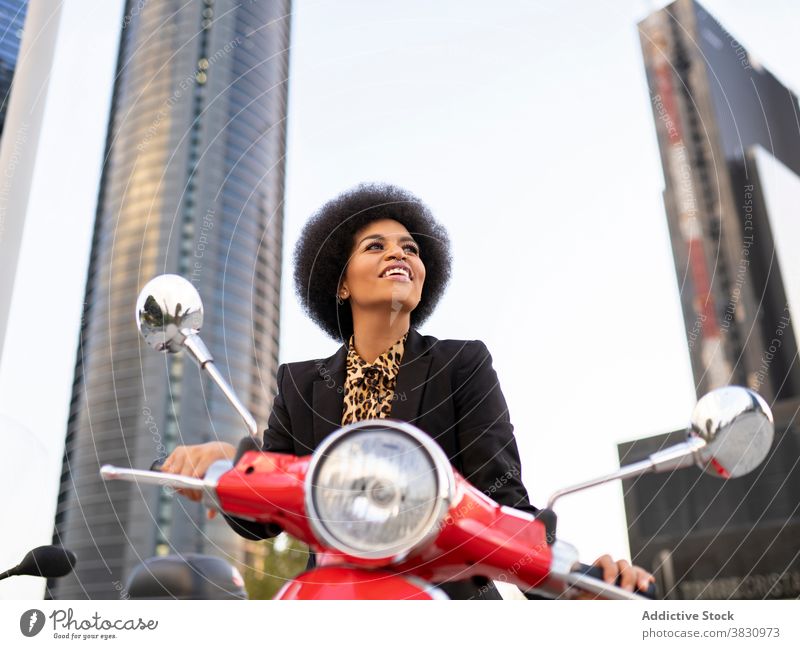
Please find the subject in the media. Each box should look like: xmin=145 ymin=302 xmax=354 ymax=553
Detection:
xmin=340 ymin=218 xmax=426 ymax=316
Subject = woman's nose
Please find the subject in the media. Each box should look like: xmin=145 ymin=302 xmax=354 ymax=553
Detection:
xmin=384 ymin=242 xmax=406 ymax=259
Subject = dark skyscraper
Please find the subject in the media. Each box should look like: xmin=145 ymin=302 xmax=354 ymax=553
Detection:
xmin=626 ymin=0 xmax=800 ymax=599
xmin=51 ymin=0 xmax=291 ymax=599
xmin=0 ymin=0 xmax=28 ymax=138
xmin=640 ymin=0 xmax=800 ymax=402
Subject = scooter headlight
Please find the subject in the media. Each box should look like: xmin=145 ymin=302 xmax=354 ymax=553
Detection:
xmin=305 ymin=420 xmax=456 ymax=561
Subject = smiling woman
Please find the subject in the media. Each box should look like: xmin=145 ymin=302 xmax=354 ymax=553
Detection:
xmin=162 ymin=182 xmax=654 ymax=599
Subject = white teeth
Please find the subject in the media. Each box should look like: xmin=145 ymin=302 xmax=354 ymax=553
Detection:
xmin=382 ymin=267 xmax=410 ymax=278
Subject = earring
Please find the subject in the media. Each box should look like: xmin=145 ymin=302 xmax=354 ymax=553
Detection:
xmin=336 ymin=295 xmax=344 ymax=305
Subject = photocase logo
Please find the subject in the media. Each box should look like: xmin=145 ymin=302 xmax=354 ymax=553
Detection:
xmin=20 ymin=609 xmax=45 ymax=637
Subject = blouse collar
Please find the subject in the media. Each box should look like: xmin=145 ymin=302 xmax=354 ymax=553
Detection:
xmin=346 ymin=331 xmax=408 ymax=382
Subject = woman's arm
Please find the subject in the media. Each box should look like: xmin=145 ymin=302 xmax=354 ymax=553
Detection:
xmin=223 ymin=362 xmax=294 ymax=540
xmin=451 ymin=340 xmax=538 ymax=515
xmin=162 ymin=364 xmax=295 ymax=540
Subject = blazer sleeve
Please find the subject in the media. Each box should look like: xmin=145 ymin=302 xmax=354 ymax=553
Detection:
xmin=223 ymin=363 xmax=293 ymax=540
xmin=261 ymin=363 xmax=296 ymax=454
xmin=452 ymin=340 xmax=538 ymax=515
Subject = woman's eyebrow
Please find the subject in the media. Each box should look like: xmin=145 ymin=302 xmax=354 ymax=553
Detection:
xmin=357 ymin=234 xmax=418 ymax=246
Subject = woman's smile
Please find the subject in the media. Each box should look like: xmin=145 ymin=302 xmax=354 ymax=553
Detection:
xmin=379 ymin=262 xmax=413 ymax=281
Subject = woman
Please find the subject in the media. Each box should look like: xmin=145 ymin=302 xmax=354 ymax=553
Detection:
xmin=163 ymin=183 xmax=655 ymax=599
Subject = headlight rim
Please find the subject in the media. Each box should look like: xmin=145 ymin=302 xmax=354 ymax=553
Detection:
xmin=304 ymin=418 xmax=456 ymax=562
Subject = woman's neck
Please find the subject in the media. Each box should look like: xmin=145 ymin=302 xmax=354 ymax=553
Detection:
xmin=351 ymin=310 xmax=411 ymax=363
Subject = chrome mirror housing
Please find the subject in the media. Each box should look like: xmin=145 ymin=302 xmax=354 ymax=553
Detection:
xmin=136 ymin=274 xmax=204 ymax=354
xmin=689 ymin=386 xmax=774 ymax=478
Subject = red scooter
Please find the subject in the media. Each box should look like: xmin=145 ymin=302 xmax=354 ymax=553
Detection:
xmin=102 ymin=275 xmax=774 ymax=600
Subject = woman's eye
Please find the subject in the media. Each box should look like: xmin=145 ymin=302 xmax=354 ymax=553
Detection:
xmin=365 ymin=241 xmax=419 ymax=254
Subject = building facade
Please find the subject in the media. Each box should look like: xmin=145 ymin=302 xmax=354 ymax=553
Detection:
xmin=628 ymin=0 xmax=800 ymax=599
xmin=640 ymin=0 xmax=800 ymax=401
xmin=0 ymin=0 xmax=28 ymax=139
xmin=51 ymin=0 xmax=291 ymax=598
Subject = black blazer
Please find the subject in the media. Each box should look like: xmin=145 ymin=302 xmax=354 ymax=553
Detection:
xmin=226 ymin=328 xmax=538 ymax=598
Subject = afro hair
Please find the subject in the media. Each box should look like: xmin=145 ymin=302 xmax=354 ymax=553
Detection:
xmin=293 ymin=183 xmax=452 ymax=342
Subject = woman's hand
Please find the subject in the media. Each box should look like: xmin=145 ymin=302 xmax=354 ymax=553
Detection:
xmin=160 ymin=441 xmax=237 ymax=517
xmin=592 ymin=554 xmax=655 ymax=593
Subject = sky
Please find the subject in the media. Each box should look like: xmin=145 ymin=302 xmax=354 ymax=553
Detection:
xmin=1 ymin=0 xmax=799 ymax=598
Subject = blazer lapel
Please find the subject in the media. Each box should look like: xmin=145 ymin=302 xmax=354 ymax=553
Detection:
xmin=390 ymin=328 xmax=432 ymax=425
xmin=311 ymin=344 xmax=347 ymax=447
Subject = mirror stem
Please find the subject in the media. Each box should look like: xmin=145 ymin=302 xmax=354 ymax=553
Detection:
xmin=183 ymin=333 xmax=260 ymax=441
xmin=183 ymin=332 xmax=214 ymax=366
xmin=546 ymin=437 xmax=706 ymax=509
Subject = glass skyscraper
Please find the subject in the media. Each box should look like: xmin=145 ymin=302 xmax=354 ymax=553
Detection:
xmin=51 ymin=0 xmax=291 ymax=599
xmin=0 ymin=0 xmax=28 ymax=138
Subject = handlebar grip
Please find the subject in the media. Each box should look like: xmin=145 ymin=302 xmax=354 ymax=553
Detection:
xmin=149 ymin=458 xmax=165 ymax=472
xmin=574 ymin=562 xmax=657 ymax=599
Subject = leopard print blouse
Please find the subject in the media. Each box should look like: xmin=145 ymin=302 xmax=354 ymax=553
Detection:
xmin=340 ymin=331 xmax=408 ymax=426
